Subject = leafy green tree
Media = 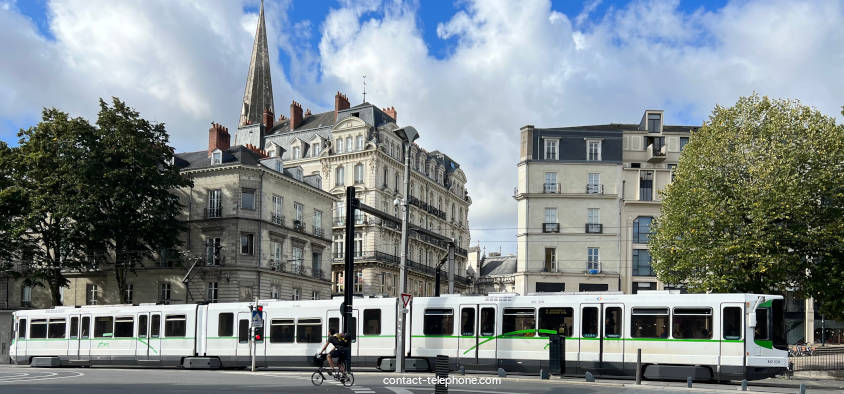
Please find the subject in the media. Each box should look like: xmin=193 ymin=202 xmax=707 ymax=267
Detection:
xmin=650 ymin=95 xmax=844 ymax=317
xmin=81 ymin=98 xmax=192 ymax=303
xmin=0 ymin=141 xmax=29 ymax=271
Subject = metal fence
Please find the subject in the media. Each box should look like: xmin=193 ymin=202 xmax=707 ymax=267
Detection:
xmin=790 ymin=348 xmax=844 ymax=371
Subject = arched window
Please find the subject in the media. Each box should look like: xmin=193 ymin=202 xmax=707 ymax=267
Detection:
xmin=394 ymin=172 xmax=400 ymax=192
xmin=633 ymin=216 xmax=653 ymax=244
xmin=382 ymin=166 xmax=388 ymax=187
xmin=335 ymin=166 xmax=344 ymax=186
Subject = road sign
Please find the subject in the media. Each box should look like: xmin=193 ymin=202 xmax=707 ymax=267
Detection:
xmin=252 ymin=315 xmax=263 ymax=328
xmin=401 ymin=293 xmax=412 ymax=308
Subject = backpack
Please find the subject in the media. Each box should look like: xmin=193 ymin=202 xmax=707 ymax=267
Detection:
xmin=334 ymin=333 xmax=351 ymax=347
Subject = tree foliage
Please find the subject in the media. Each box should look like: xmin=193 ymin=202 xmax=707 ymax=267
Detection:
xmin=650 ymin=95 xmax=844 ymax=317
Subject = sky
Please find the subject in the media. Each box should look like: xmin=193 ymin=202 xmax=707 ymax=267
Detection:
xmin=1 ymin=0 xmax=843 ymax=255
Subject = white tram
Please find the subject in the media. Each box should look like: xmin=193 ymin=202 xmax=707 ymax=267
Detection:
xmin=9 ymin=291 xmax=788 ymax=381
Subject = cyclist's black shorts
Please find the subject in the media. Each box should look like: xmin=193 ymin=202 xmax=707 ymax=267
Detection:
xmin=330 ymin=347 xmax=347 ymax=359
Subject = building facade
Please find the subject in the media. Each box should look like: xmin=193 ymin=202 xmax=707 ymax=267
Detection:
xmin=514 ymin=110 xmax=694 ymax=294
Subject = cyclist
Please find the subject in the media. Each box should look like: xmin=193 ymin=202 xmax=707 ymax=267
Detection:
xmin=319 ymin=328 xmax=350 ymax=376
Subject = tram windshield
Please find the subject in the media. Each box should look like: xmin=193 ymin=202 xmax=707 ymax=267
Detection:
xmin=753 ymin=299 xmax=787 ymax=351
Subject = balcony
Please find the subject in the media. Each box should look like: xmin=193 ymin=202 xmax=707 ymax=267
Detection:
xmin=586 ymin=184 xmax=604 ymax=194
xmin=313 ymin=226 xmax=324 ymax=238
xmin=542 ymin=223 xmax=560 ymax=233
xmin=585 ymin=223 xmax=603 ymax=234
xmin=271 ymin=213 xmax=285 ymax=226
xmin=543 ymin=183 xmax=560 ymax=193
xmin=647 ymin=143 xmax=666 ymax=162
xmin=333 ymin=217 xmax=346 ymax=227
xmin=205 ymin=206 xmax=222 ymax=219
xmin=587 ymin=261 xmax=601 ymax=274
xmin=293 ymin=220 xmax=305 ymax=232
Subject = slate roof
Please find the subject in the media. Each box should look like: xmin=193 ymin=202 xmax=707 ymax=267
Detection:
xmin=480 ymin=254 xmax=517 ymax=277
xmin=267 ymin=110 xmax=335 ymax=135
xmin=541 ymin=123 xmax=697 ymax=133
xmin=174 ymin=145 xmax=263 ymax=171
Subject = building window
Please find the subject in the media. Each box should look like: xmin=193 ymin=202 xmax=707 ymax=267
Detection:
xmin=543 ymin=208 xmax=558 ymax=233
xmin=207 ymin=189 xmax=222 ymax=218
xmin=333 ymin=234 xmax=344 ymax=259
xmin=335 ymin=166 xmax=345 ymax=186
xmin=336 ymin=138 xmax=344 ymax=153
xmin=159 ymin=282 xmax=171 ymax=304
xmin=272 ymin=195 xmax=283 ymax=224
xmin=354 ymin=163 xmax=364 ymax=184
xmin=22 ymin=285 xmax=32 ymax=306
xmin=587 ymin=140 xmax=601 ymax=161
xmin=356 ymin=135 xmax=364 ymax=151
xmin=270 ymin=285 xmax=280 ymax=299
xmin=587 ymin=247 xmax=599 ymax=272
xmin=334 ymin=271 xmax=344 ymax=294
xmin=313 ymin=209 xmax=323 ymax=235
xmin=544 ymin=248 xmax=556 ymax=272
xmin=544 ymin=172 xmax=557 ymax=193
xmin=292 ymin=146 xmax=300 ymax=160
xmin=86 ymin=284 xmax=99 ymax=305
xmin=633 ymin=249 xmax=654 ymax=276
xmin=292 ymin=246 xmax=304 ymax=272
xmin=292 ymin=288 xmax=300 ymax=301
xmin=587 ymin=173 xmax=600 ymax=194
xmin=354 ymin=271 xmax=363 ymax=293
xmin=312 ymin=143 xmax=321 ymax=157
xmin=345 ymin=137 xmax=352 ymax=152
xmin=240 ymin=188 xmax=256 ymax=210
xmin=124 ymin=284 xmax=134 ymax=304
xmin=382 ymin=167 xmax=388 ymax=187
xmin=680 ymin=137 xmax=689 ymax=151
xmin=207 ymin=282 xmax=218 ymax=303
xmin=354 ymin=233 xmax=363 ymax=257
xmin=205 ymin=237 xmax=221 ymax=265
xmin=639 ymin=171 xmax=653 ymax=201
xmin=543 ymin=139 xmax=558 ymax=160
xmin=633 ymin=216 xmax=653 ymax=244
xmin=294 ymin=202 xmax=304 ymax=222
xmin=240 ymin=233 xmax=254 ymax=255
xmin=647 ymin=113 xmax=661 ymax=133
xmin=312 ymin=290 xmax=319 ymax=300
xmin=211 ymin=150 xmax=222 ymax=165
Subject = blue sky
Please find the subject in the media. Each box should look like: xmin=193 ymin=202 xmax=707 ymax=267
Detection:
xmin=1 ymin=0 xmax=842 ymax=254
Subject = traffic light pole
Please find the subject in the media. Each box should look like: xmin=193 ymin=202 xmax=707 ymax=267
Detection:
xmin=251 ymin=297 xmax=257 ymax=372
xmin=343 ymin=187 xmax=356 ymax=336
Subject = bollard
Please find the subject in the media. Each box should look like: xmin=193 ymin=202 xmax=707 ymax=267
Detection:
xmin=686 ymin=376 xmax=692 ymax=388
xmin=540 ymin=369 xmax=549 ymax=380
xmin=799 ymin=383 xmax=806 ymax=394
xmin=497 ymin=368 xmax=506 ymax=377
xmin=560 ymin=336 xmax=566 ymax=377
xmin=635 ymin=348 xmax=642 ymax=385
xmin=434 ymin=355 xmax=448 ymax=394
xmin=458 ymin=365 xmax=465 ymax=375
xmin=741 ymin=379 xmax=747 ymax=391
xmin=585 ymin=371 xmax=595 ymax=382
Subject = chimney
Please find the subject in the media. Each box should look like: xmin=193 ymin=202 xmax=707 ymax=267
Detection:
xmin=383 ymin=106 xmax=397 ymax=121
xmin=290 ymin=100 xmax=303 ymax=131
xmin=208 ymin=122 xmax=230 ymax=157
xmin=305 ymin=108 xmax=312 ymax=117
xmin=334 ymin=91 xmax=350 ymax=122
xmin=262 ymin=107 xmax=274 ymax=130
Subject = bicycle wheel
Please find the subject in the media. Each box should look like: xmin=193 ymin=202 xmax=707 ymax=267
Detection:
xmin=311 ymin=371 xmax=324 ymax=386
xmin=342 ymin=372 xmax=355 ymax=387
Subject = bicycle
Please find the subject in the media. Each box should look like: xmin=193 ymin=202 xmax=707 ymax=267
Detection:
xmin=311 ymin=353 xmax=354 ymax=387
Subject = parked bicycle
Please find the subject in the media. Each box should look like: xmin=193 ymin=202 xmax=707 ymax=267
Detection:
xmin=311 ymin=353 xmax=354 ymax=387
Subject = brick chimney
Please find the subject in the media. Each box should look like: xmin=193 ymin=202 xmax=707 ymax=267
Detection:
xmin=290 ymin=100 xmax=303 ymax=131
xmin=305 ymin=108 xmax=312 ymax=117
xmin=262 ymin=107 xmax=274 ymax=130
xmin=208 ymin=122 xmax=230 ymax=157
xmin=382 ymin=106 xmax=397 ymax=121
xmin=334 ymin=91 xmax=350 ymax=122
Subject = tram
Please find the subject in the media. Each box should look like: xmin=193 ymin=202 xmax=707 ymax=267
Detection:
xmin=9 ymin=291 xmax=788 ymax=381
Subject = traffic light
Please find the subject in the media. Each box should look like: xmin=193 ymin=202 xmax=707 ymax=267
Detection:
xmin=254 ymin=326 xmax=264 ymax=342
xmin=256 ymin=305 xmax=263 ymax=313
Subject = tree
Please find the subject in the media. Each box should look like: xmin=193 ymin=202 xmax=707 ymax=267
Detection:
xmin=80 ymin=98 xmax=192 ymax=303
xmin=10 ymin=109 xmax=100 ymax=306
xmin=0 ymin=141 xmax=29 ymax=270
xmin=650 ymin=95 xmax=844 ymax=317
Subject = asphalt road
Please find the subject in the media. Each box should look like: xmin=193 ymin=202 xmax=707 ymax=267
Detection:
xmin=0 ymin=365 xmax=840 ymax=394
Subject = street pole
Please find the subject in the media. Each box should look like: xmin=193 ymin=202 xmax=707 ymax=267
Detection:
xmin=447 ymin=242 xmax=455 ymax=294
xmin=251 ymin=296 xmax=257 ymax=372
xmin=397 ymin=140 xmax=412 ymax=374
xmin=343 ymin=186 xmax=356 ymax=336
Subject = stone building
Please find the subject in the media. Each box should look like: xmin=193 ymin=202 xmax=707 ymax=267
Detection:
xmin=514 ymin=110 xmax=695 ymax=294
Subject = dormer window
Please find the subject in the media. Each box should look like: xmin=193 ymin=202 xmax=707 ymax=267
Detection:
xmin=211 ymin=149 xmax=222 ymax=165
xmin=647 ymin=113 xmax=661 ymax=133
xmin=312 ymin=143 xmax=321 ymax=157
xmin=292 ymin=147 xmax=300 ymax=160
xmin=586 ymin=140 xmax=602 ymax=161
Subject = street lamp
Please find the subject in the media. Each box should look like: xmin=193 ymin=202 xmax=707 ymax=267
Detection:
xmin=394 ymin=126 xmax=418 ymax=374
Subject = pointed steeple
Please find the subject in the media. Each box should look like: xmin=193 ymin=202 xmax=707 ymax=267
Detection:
xmin=239 ymin=0 xmax=274 ymax=127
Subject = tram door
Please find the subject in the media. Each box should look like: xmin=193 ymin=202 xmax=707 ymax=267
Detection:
xmin=579 ymin=304 xmax=600 ymax=366
xmin=327 ymin=309 xmax=359 ymax=358
xmin=719 ymin=303 xmax=744 ymax=368
xmin=66 ymin=314 xmax=91 ymax=361
xmin=457 ymin=304 xmax=497 ymax=370
xmin=136 ymin=312 xmax=160 ymax=361
xmin=602 ymin=304 xmax=624 ymax=369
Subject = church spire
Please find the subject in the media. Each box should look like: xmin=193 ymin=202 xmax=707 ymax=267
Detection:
xmin=239 ymin=0 xmax=274 ymax=127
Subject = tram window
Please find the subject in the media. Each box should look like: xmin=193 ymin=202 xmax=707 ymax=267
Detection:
xmin=582 ymin=307 xmax=598 ymax=338
xmin=114 ymin=317 xmax=134 ymax=338
xmin=672 ymin=308 xmax=712 ymax=339
xmin=164 ymin=315 xmax=186 ymax=337
xmin=81 ymin=317 xmax=90 ymax=338
xmin=723 ymin=307 xmax=742 ymax=340
xmin=364 ymin=309 xmax=381 ymax=335
xmin=424 ymin=309 xmax=454 ymax=336
xmin=151 ymin=315 xmax=160 ymax=338
xmin=238 ymin=319 xmax=249 ymax=343
xmin=461 ymin=308 xmax=475 ymax=336
xmin=631 ymin=308 xmax=669 ymax=339
xmin=605 ymin=307 xmax=622 ymax=338
xmin=94 ymin=317 xmax=114 ymax=337
xmin=30 ymin=319 xmax=47 ymax=338
xmin=503 ymin=308 xmax=535 ymax=337
xmin=538 ymin=308 xmax=573 ymax=337
xmin=138 ymin=315 xmax=148 ymax=337
xmin=772 ymin=299 xmax=787 ymax=351
xmin=480 ymin=308 xmax=495 ymax=337
xmin=270 ymin=319 xmax=294 ymax=343
xmin=70 ymin=317 xmax=79 ymax=338
xmin=218 ymin=313 xmax=234 ymax=337
xmin=48 ymin=319 xmax=66 ymax=339
xmin=754 ymin=308 xmax=769 ymax=340
xmin=329 ymin=317 xmax=339 ymax=334
xmin=296 ymin=318 xmax=322 ymax=343
xmin=18 ymin=319 xmax=27 ymax=339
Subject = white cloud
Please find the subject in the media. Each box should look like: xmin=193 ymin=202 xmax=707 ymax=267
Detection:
xmin=1 ymin=0 xmax=842 ymax=254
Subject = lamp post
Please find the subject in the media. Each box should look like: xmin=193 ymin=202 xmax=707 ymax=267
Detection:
xmin=394 ymin=126 xmax=418 ymax=374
